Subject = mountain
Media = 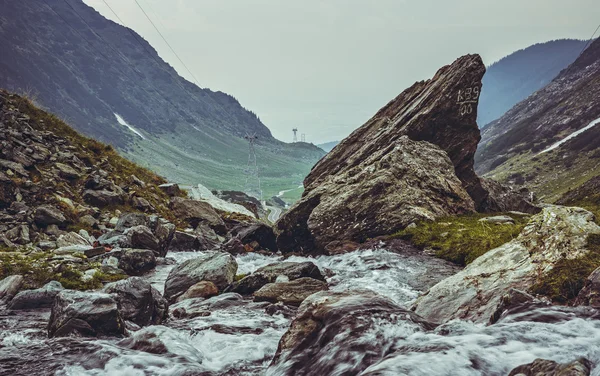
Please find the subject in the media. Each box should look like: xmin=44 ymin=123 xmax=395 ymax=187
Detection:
xmin=0 ymin=0 xmax=324 ymax=198
xmin=316 ymin=141 xmax=339 ymax=152
xmin=478 ymin=39 xmax=588 ymax=127
xmin=475 ymin=37 xmax=600 ymax=202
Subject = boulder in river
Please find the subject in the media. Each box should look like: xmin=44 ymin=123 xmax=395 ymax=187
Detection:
xmin=268 ymin=290 xmax=435 ymax=375
xmin=48 ymin=290 xmax=125 ymax=338
xmin=508 ymin=357 xmax=591 ymax=376
xmin=228 ymin=261 xmax=325 ymax=295
xmin=412 ymin=206 xmax=600 ymax=324
xmin=164 ymin=252 xmax=237 ymax=303
xmin=125 ymin=225 xmax=160 ymax=255
xmin=8 ymin=281 xmax=64 ymax=310
xmin=176 ymin=281 xmax=219 ymax=302
xmin=170 ymin=293 xmax=245 ymax=319
xmin=103 ymin=277 xmax=168 ymax=326
xmin=254 ymin=277 xmax=328 ymax=306
xmin=117 ymin=249 xmax=157 ymax=276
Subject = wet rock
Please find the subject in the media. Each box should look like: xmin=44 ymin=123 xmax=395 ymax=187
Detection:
xmin=83 ymin=189 xmax=124 ymax=207
xmin=268 ymin=290 xmax=435 ymax=375
xmin=478 ymin=215 xmax=515 ymax=224
xmin=48 ymin=290 xmax=125 ymax=338
xmin=170 ymin=197 xmax=225 ymax=232
xmin=169 ymin=231 xmax=199 ymax=252
xmin=117 ymin=249 xmax=157 ymax=275
xmin=8 ymin=281 xmax=64 ymax=310
xmin=574 ymin=267 xmax=600 ymax=308
xmin=228 ymin=223 xmax=277 ymax=252
xmin=412 ymin=206 xmax=600 ymax=324
xmin=34 ymin=205 xmax=66 ymax=227
xmin=508 ymin=358 xmax=592 ymax=376
xmin=125 ymin=225 xmax=160 ymax=255
xmin=488 ymin=289 xmax=549 ymax=325
xmin=0 ymin=275 xmax=24 ymax=302
xmin=176 ymin=281 xmax=219 ymax=302
xmin=103 ymin=277 xmax=168 ymax=326
xmin=228 ymin=261 xmax=325 ymax=295
xmin=118 ymin=326 xmax=205 ymax=366
xmin=253 ymin=277 xmax=328 ymax=306
xmin=170 ymin=293 xmax=244 ymax=319
xmin=164 ymin=252 xmax=237 ymax=303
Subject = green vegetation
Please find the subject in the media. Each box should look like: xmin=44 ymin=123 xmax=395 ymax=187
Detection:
xmin=530 ymin=233 xmax=600 ymax=304
xmin=10 ymin=94 xmax=186 ymax=223
xmin=233 ymin=273 xmax=248 ymax=282
xmin=0 ymin=250 xmax=126 ymax=290
xmin=392 ymin=213 xmax=530 ymax=266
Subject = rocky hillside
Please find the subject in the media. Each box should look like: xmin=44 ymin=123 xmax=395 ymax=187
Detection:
xmin=276 ymin=54 xmax=536 ymax=255
xmin=478 ymin=39 xmax=587 ymax=127
xmin=0 ymin=89 xmax=279 ymax=291
xmin=475 ymin=38 xmax=600 ymax=202
xmin=0 ymin=0 xmax=324 ymax=197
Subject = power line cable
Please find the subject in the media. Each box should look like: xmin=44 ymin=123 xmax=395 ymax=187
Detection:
xmin=133 ymin=0 xmax=203 ymax=88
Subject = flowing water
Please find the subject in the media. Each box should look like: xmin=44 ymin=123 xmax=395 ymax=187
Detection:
xmin=0 ymin=248 xmax=599 ymax=375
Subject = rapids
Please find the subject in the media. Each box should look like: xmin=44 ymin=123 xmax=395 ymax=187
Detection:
xmin=0 ymin=248 xmax=598 ymax=375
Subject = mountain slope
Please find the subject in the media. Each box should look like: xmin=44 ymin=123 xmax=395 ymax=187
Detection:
xmin=475 ymin=38 xmax=600 ymax=202
xmin=0 ymin=0 xmax=324 ymax=197
xmin=478 ymin=39 xmax=587 ymax=127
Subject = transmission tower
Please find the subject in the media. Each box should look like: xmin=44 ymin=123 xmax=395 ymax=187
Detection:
xmin=292 ymin=128 xmax=298 ymax=142
xmin=301 ymin=133 xmax=306 ymax=142
xmin=244 ymin=133 xmax=262 ymax=200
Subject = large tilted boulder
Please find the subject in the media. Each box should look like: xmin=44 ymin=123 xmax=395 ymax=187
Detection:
xmin=508 ymin=358 xmax=592 ymax=376
xmin=228 ymin=261 xmax=325 ymax=295
xmin=103 ymin=277 xmax=168 ymax=326
xmin=8 ymin=281 xmax=64 ymax=310
xmin=276 ymin=136 xmax=476 ymax=254
xmin=34 ymin=205 xmax=67 ymax=227
xmin=412 ymin=206 xmax=600 ymax=324
xmin=268 ymin=290 xmax=435 ymax=376
xmin=227 ymin=223 xmax=278 ymax=252
xmin=164 ymin=252 xmax=237 ymax=303
xmin=275 ymin=54 xmax=536 ymax=254
xmin=254 ymin=277 xmax=328 ymax=306
xmin=48 ymin=290 xmax=125 ymax=338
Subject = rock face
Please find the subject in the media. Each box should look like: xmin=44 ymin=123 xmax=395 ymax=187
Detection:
xmin=268 ymin=290 xmax=435 ymax=375
xmin=48 ymin=290 xmax=125 ymax=338
xmin=508 ymin=358 xmax=592 ymax=376
xmin=164 ymin=252 xmax=237 ymax=303
xmin=0 ymin=275 xmax=24 ymax=302
xmin=275 ymin=54 xmax=535 ymax=254
xmin=8 ymin=281 xmax=64 ymax=310
xmin=228 ymin=261 xmax=325 ymax=295
xmin=412 ymin=206 xmax=600 ymax=324
xmin=475 ymin=38 xmax=600 ymax=202
xmin=574 ymin=267 xmax=600 ymax=308
xmin=103 ymin=277 xmax=167 ymax=326
xmin=253 ymin=277 xmax=328 ymax=306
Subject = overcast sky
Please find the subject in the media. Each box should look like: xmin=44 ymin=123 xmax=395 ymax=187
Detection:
xmin=84 ymin=0 xmax=599 ymax=144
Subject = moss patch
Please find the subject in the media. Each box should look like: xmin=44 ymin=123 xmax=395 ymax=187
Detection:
xmin=0 ymin=251 xmax=126 ymax=290
xmin=392 ymin=213 xmax=530 ymax=266
xmin=530 ymin=233 xmax=600 ymax=304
